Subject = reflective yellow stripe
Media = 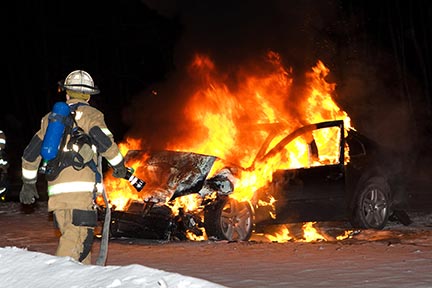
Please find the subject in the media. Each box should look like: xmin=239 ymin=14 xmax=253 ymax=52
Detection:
xmin=48 ymin=181 xmax=96 ymax=196
xmin=101 ymin=127 xmax=112 ymax=137
xmin=108 ymin=152 xmax=123 ymax=166
xmin=22 ymin=168 xmax=38 ymax=180
xmin=95 ymin=183 xmax=104 ymax=193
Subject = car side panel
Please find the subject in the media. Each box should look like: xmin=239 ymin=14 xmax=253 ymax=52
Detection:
xmin=268 ymin=164 xmax=346 ymax=224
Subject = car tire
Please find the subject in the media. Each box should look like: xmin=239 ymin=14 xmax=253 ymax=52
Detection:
xmin=351 ymin=176 xmax=391 ymax=229
xmin=204 ymin=195 xmax=254 ymax=241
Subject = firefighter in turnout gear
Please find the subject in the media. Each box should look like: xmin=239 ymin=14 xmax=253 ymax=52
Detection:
xmin=0 ymin=130 xmax=8 ymax=196
xmin=19 ymin=70 xmax=128 ymax=264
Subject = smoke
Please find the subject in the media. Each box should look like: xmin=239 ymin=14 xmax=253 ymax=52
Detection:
xmin=122 ymin=0 xmax=423 ymax=162
xmin=125 ymin=0 xmax=343 ymax=150
xmin=159 ymin=0 xmax=341 ymax=76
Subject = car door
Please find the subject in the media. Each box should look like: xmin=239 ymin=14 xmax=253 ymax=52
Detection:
xmin=266 ymin=121 xmax=346 ymax=223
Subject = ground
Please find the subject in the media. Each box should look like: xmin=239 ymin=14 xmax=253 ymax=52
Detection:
xmin=1 ymin=199 xmax=431 ymax=288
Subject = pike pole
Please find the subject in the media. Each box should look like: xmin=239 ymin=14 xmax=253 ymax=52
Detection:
xmin=96 ymin=155 xmax=111 ymax=266
xmin=95 ymin=157 xmax=146 ymax=266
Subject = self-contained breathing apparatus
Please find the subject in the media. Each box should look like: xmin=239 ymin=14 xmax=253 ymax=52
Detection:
xmin=39 ymin=101 xmax=145 ymax=191
xmin=39 ymin=101 xmax=72 ymax=175
xmin=39 ymin=102 xmax=97 ymax=181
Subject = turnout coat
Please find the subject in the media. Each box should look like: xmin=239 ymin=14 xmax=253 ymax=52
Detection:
xmin=21 ymin=98 xmax=124 ymax=212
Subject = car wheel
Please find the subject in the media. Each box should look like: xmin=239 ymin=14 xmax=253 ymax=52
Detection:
xmin=351 ymin=176 xmax=391 ymax=229
xmin=204 ymin=195 xmax=253 ymax=241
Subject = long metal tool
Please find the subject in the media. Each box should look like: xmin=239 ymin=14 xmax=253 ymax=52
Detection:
xmin=96 ymin=156 xmax=111 ymax=266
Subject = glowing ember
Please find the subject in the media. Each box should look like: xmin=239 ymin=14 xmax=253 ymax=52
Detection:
xmin=266 ymin=226 xmax=292 ymax=243
xmin=300 ymin=222 xmax=327 ymax=242
xmin=169 ymin=194 xmax=202 ymax=216
xmin=336 ymin=230 xmax=355 ymax=240
xmin=265 ymin=223 xmax=354 ymax=243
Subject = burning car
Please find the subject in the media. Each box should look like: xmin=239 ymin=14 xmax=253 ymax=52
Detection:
xmin=103 ymin=149 xmax=253 ymax=241
xmin=249 ymin=120 xmax=403 ymax=234
xmin=99 ymin=119 xmax=404 ymax=242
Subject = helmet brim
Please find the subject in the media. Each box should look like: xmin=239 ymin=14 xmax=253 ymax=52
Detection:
xmin=58 ymin=80 xmax=100 ymax=95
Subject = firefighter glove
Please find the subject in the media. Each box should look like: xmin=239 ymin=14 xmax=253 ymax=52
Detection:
xmin=112 ymin=160 xmax=128 ymax=179
xmin=19 ymin=179 xmax=39 ymax=205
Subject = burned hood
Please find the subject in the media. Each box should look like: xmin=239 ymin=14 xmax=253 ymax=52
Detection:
xmin=125 ymin=150 xmax=217 ymax=202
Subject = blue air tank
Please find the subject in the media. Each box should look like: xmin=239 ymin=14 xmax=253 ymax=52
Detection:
xmin=40 ymin=102 xmax=71 ymax=162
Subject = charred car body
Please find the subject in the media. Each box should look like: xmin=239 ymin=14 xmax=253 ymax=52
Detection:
xmin=103 ymin=120 xmax=404 ymax=241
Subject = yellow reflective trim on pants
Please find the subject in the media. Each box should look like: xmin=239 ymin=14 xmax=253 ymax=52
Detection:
xmin=48 ymin=181 xmax=96 ymax=196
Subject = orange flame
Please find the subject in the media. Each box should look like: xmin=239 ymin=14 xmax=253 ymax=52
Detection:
xmin=265 ymin=222 xmax=353 ymax=242
xmin=266 ymin=226 xmax=292 ymax=243
xmin=97 ymin=138 xmax=148 ymax=210
xmin=336 ymin=230 xmax=354 ymax=240
xmin=300 ymin=222 xmax=327 ymax=242
xmin=103 ymin=51 xmax=353 ymax=240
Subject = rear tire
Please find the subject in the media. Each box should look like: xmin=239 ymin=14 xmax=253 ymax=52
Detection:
xmin=351 ymin=177 xmax=391 ymax=229
xmin=204 ymin=195 xmax=253 ymax=241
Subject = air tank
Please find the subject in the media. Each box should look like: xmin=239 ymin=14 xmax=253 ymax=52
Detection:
xmin=40 ymin=102 xmax=71 ymax=172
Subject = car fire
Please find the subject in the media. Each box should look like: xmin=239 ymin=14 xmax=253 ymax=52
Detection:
xmin=96 ymin=51 xmax=401 ymax=242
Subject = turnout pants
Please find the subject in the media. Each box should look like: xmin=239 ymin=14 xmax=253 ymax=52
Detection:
xmin=54 ymin=209 xmax=95 ymax=264
xmin=49 ymin=192 xmax=97 ymax=265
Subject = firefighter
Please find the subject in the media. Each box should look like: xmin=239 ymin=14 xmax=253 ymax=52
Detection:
xmin=19 ymin=70 xmax=128 ymax=264
xmin=0 ymin=130 xmax=8 ymax=195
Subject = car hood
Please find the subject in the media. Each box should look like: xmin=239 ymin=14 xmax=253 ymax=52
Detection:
xmin=125 ymin=150 xmax=217 ymax=202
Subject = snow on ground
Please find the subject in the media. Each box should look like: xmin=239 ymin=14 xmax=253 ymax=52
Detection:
xmin=1 ymin=200 xmax=432 ymax=287
xmin=0 ymin=201 xmax=225 ymax=288
xmin=0 ymin=246 xmax=225 ymax=288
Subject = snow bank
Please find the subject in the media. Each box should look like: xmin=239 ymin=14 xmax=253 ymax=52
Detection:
xmin=0 ymin=247 xmax=226 ymax=288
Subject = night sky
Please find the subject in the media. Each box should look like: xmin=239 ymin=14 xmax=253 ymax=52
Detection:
xmin=3 ymin=0 xmax=432 ymax=191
